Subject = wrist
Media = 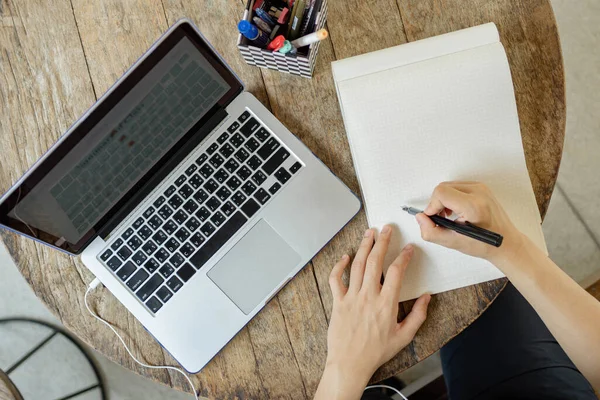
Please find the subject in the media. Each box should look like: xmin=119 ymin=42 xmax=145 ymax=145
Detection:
xmin=487 ymin=230 xmax=530 ymax=271
xmin=314 ymin=359 xmax=371 ymax=400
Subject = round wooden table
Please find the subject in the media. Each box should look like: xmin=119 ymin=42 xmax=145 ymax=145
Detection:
xmin=0 ymin=0 xmax=564 ymax=398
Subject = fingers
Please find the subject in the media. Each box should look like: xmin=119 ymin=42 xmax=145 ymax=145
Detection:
xmin=416 ymin=213 xmax=465 ymax=249
xmin=424 ymin=184 xmax=473 ymax=217
xmin=381 ymin=244 xmax=413 ymax=301
xmin=395 ymin=294 xmax=431 ymax=347
xmin=363 ymin=225 xmax=392 ymax=292
xmin=349 ymin=229 xmax=374 ymax=293
xmin=329 ymin=255 xmax=350 ymax=300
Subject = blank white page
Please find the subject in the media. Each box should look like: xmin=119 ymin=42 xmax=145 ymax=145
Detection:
xmin=332 ymin=24 xmax=547 ymax=301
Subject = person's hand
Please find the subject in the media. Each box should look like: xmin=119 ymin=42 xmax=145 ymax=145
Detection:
xmin=416 ymin=181 xmax=524 ymax=263
xmin=314 ymin=226 xmax=431 ymax=400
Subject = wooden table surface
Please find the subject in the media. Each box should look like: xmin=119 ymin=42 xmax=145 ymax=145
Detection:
xmin=0 ymin=0 xmax=564 ymax=398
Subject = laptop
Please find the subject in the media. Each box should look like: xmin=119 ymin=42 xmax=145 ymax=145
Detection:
xmin=0 ymin=19 xmax=360 ymax=372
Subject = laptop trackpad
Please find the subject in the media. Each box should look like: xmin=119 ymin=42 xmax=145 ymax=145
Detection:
xmin=207 ymin=219 xmax=301 ymax=315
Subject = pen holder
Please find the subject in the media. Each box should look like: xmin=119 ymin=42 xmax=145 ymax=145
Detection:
xmin=237 ymin=0 xmax=328 ymax=78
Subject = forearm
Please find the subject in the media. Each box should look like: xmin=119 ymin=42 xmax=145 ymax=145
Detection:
xmin=493 ymin=233 xmax=600 ymax=388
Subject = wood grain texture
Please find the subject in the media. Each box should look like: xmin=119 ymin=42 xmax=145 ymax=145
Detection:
xmin=0 ymin=370 xmax=20 ymax=400
xmin=0 ymin=0 xmax=564 ymax=398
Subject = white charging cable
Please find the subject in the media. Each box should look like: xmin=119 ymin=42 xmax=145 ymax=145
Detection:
xmin=364 ymin=384 xmax=408 ymax=400
xmin=84 ymin=278 xmax=199 ymax=400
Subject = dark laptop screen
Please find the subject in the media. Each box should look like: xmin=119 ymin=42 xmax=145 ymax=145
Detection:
xmin=0 ymin=22 xmax=243 ymax=254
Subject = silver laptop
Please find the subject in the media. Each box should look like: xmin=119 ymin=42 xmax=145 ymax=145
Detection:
xmin=0 ymin=19 xmax=360 ymax=372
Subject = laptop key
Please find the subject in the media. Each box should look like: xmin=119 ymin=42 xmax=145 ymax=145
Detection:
xmin=178 ymin=184 xmax=194 ymax=199
xmin=138 ymin=225 xmax=152 ymax=240
xmin=189 ymin=174 xmax=203 ymax=189
xmin=173 ymin=210 xmax=188 ymax=225
xmin=254 ymin=188 xmax=271 ymax=205
xmin=127 ymin=236 xmax=142 ymax=250
xmin=240 ymin=117 xmax=260 ymax=137
xmin=216 ymin=187 xmax=232 ymax=202
xmin=209 ymin=154 xmax=225 ymax=168
xmin=241 ymin=181 xmax=257 ymax=196
xmin=168 ymin=194 xmax=183 ymax=210
xmin=177 ymin=263 xmax=197 ymax=282
xmin=217 ymin=132 xmax=229 ymax=144
xmin=200 ymin=221 xmax=216 ymax=237
xmin=127 ymin=269 xmax=149 ymax=291
xmin=122 ymin=228 xmax=134 ymax=240
xmin=185 ymin=216 xmax=200 ymax=232
xmin=275 ymin=167 xmax=292 ymax=184
xmin=163 ymin=220 xmax=178 ymax=235
xmin=195 ymin=206 xmax=211 ymax=222
xmin=148 ymin=215 xmax=163 ymax=230
xmin=232 ymin=191 xmax=247 ymax=207
xmin=170 ymin=253 xmax=185 ymax=268
xmin=230 ymin=133 xmax=244 ymax=147
xmin=195 ymin=153 xmax=208 ymax=166
xmin=220 ymin=201 xmax=236 ymax=217
xmin=152 ymin=230 xmax=168 ymax=245
xmin=210 ymin=211 xmax=226 ymax=227
xmin=175 ymin=227 xmax=190 ymax=243
xmin=117 ymin=261 xmax=137 ymax=282
xmin=153 ymin=196 xmax=166 ymax=208
xmin=183 ymin=199 xmax=199 ymax=214
xmin=175 ymin=174 xmax=187 ymax=187
xmin=236 ymin=165 xmax=252 ymax=180
xmin=241 ymin=198 xmax=260 ymax=218
xmin=167 ymin=276 xmax=183 ymax=292
xmin=247 ymin=155 xmax=262 ymax=170
xmin=185 ymin=164 xmax=198 ymax=176
xmin=206 ymin=197 xmax=221 ymax=212
xmin=244 ymin=137 xmax=260 ymax=152
xmin=159 ymin=264 xmax=175 ymax=278
xmin=234 ymin=148 xmax=250 ymax=163
xmin=290 ymin=161 xmax=302 ymax=174
xmin=269 ymin=182 xmax=282 ymax=195
xmin=100 ymin=249 xmax=113 ymax=262
xmin=164 ymin=185 xmax=176 ymax=197
xmin=180 ymin=242 xmax=195 ymax=257
xmin=257 ymin=137 xmax=280 ymax=160
xmin=144 ymin=258 xmax=160 ymax=273
xmin=251 ymin=170 xmax=267 ymax=186
xmin=117 ymin=246 xmax=133 ymax=261
xmin=262 ymin=147 xmax=290 ymax=175
xmin=106 ymin=256 xmax=123 ymax=271
xmin=226 ymin=176 xmax=242 ymax=190
xmin=143 ymin=207 xmax=155 ymax=219
xmin=155 ymin=248 xmax=169 ymax=263
xmin=238 ymin=110 xmax=250 ymax=122
xmin=255 ymin=127 xmax=270 ymax=142
xmin=133 ymin=217 xmax=144 ymax=229
xmin=190 ymin=232 xmax=205 ymax=247
xmin=132 ymin=251 xmax=148 ymax=266
xmin=136 ymin=274 xmax=163 ymax=301
xmin=214 ymin=168 xmax=229 ymax=184
xmin=156 ymin=286 xmax=173 ymax=303
xmin=158 ymin=204 xmax=174 ymax=219
xmin=206 ymin=143 xmax=219 ymax=155
xmin=146 ymin=296 xmax=163 ymax=313
xmin=165 ymin=238 xmax=180 ymax=252
xmin=190 ymin=212 xmax=248 ymax=271
xmin=227 ymin=121 xmax=240 ymax=133
xmin=203 ymin=179 xmax=219 ymax=194
xmin=224 ymin=158 xmax=240 ymax=174
xmin=111 ymin=238 xmax=124 ymax=251
xmin=193 ymin=188 xmax=209 ymax=203
xmin=199 ymin=164 xmax=215 ymax=179
xmin=219 ymin=143 xmax=235 ymax=158
xmin=142 ymin=241 xmax=158 ymax=256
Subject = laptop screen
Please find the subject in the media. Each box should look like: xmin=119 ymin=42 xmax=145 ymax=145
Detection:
xmin=0 ymin=22 xmax=243 ymax=254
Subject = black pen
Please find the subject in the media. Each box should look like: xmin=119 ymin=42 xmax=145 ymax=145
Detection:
xmin=401 ymin=206 xmax=503 ymax=247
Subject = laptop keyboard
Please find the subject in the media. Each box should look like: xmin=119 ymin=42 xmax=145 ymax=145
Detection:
xmin=98 ymin=111 xmax=303 ymax=314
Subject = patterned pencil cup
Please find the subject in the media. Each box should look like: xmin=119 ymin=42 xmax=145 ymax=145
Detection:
xmin=237 ymin=0 xmax=328 ymax=78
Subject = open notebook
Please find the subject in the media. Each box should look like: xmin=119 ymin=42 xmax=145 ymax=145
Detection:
xmin=331 ymin=23 xmax=547 ymax=301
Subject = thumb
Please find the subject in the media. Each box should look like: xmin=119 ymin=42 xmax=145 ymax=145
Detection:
xmin=415 ymin=213 xmax=463 ymax=250
xmin=394 ymin=294 xmax=431 ymax=348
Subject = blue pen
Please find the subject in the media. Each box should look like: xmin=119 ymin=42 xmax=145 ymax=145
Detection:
xmin=238 ymin=20 xmax=270 ymax=47
xmin=255 ymin=8 xmax=277 ymax=27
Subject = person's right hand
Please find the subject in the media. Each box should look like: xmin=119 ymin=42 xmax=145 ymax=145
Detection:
xmin=415 ymin=181 xmax=524 ymax=262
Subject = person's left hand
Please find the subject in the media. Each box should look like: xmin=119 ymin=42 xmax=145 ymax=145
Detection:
xmin=314 ymin=225 xmax=431 ymax=400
